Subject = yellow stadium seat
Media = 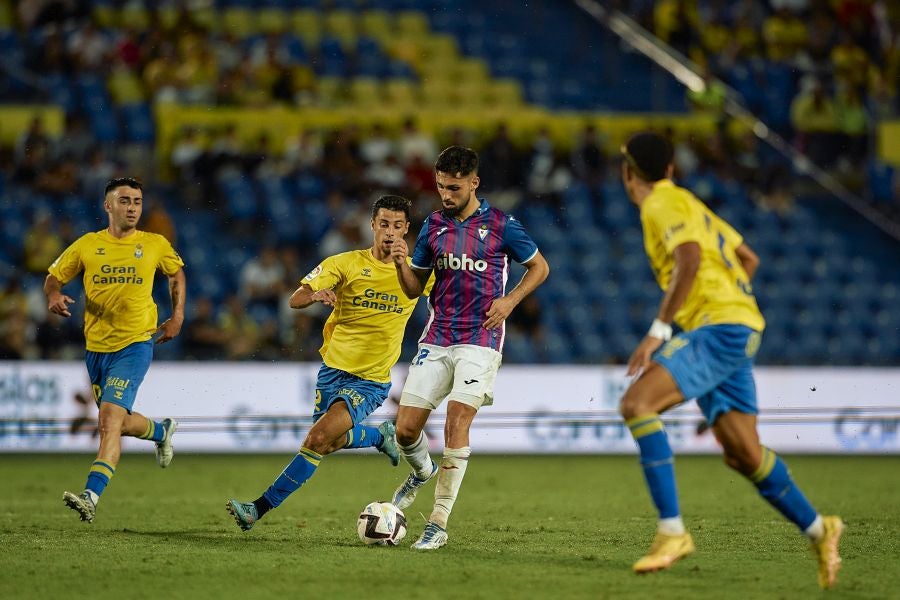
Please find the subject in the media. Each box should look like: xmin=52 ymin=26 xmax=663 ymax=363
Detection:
xmin=420 ymin=78 xmax=458 ymax=108
xmin=292 ymin=9 xmax=322 ymax=46
xmin=108 ymin=71 xmax=146 ymax=104
xmin=485 ymin=79 xmax=524 ymax=108
xmin=191 ymin=7 xmax=218 ymax=32
xmin=395 ymin=11 xmax=429 ymax=37
xmin=451 ymin=59 xmax=489 ymax=83
xmin=420 ymin=35 xmax=458 ymax=62
xmin=350 ymin=78 xmax=382 ymax=109
xmin=91 ymin=4 xmax=117 ymax=29
xmin=222 ymin=7 xmax=257 ymax=39
xmin=383 ymin=79 xmax=418 ymax=109
xmin=258 ymin=8 xmax=288 ymax=35
xmin=359 ymin=10 xmax=392 ymax=45
xmin=315 ymin=76 xmax=348 ymax=108
xmin=119 ymin=4 xmax=150 ymax=31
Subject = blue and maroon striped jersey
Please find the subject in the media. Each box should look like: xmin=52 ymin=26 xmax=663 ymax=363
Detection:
xmin=410 ymin=198 xmax=538 ymax=351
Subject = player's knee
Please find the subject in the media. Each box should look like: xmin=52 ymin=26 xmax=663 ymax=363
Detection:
xmin=722 ymin=448 xmax=755 ymax=476
xmin=619 ymin=390 xmax=645 ymax=420
xmin=303 ymin=429 xmax=335 ymax=455
xmin=394 ymin=423 xmax=419 ymax=447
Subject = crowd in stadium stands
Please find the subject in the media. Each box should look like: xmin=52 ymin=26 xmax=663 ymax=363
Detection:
xmin=1 ymin=0 xmax=898 ymax=363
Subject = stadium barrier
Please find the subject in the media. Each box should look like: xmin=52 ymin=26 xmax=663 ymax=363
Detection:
xmin=1 ymin=361 xmax=898 ymax=454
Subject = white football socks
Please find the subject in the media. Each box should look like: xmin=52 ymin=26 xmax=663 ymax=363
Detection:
xmin=804 ymin=515 xmax=825 ymax=541
xmin=430 ymin=446 xmax=471 ymax=529
xmin=400 ymin=431 xmax=433 ymax=480
xmin=658 ymin=516 xmax=686 ymax=536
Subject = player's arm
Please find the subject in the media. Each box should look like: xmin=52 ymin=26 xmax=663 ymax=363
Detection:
xmin=156 ymin=268 xmax=186 ymax=344
xmin=735 ymin=242 xmax=759 ymax=281
xmin=483 ymin=250 xmax=550 ymax=329
xmin=44 ymin=274 xmax=75 ymax=317
xmin=626 ymin=241 xmax=700 ymax=375
xmin=390 ymin=237 xmax=430 ymax=299
xmin=289 ymin=283 xmax=337 ymax=308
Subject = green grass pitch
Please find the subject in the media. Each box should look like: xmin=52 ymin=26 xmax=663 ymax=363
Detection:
xmin=1 ymin=454 xmax=897 ymax=599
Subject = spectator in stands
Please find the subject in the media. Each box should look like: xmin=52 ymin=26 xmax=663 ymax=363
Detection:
xmin=68 ymin=22 xmax=110 ymax=73
xmin=790 ymin=77 xmax=839 ymax=167
xmin=218 ymin=295 xmax=261 ymax=360
xmin=478 ymin=122 xmax=523 ymax=210
xmin=181 ymin=296 xmax=227 ymax=361
xmin=283 ymin=129 xmax=324 ymax=174
xmin=360 ymin=123 xmax=396 ymax=165
xmin=15 ymin=116 xmax=53 ymax=165
xmin=526 ymin=126 xmax=572 ymax=208
xmin=35 ymin=154 xmax=79 ymax=199
xmin=23 ymin=211 xmax=64 ymax=274
xmin=35 ymin=311 xmax=84 ymax=360
xmin=835 ymin=84 xmax=869 ymax=169
xmin=239 ymin=246 xmax=286 ymax=312
xmin=142 ymin=200 xmax=178 ymax=246
xmin=397 ymin=117 xmax=438 ymax=166
xmin=81 ymin=145 xmax=118 ymax=201
xmin=570 ymin=123 xmax=607 ymax=204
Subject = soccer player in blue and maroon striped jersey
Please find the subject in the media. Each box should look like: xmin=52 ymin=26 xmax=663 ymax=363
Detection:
xmin=388 ymin=146 xmax=550 ymax=550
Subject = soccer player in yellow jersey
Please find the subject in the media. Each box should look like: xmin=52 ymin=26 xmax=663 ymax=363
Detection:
xmin=226 ymin=195 xmax=432 ymax=531
xmin=44 ymin=177 xmax=186 ymax=523
xmin=618 ymin=133 xmax=843 ymax=588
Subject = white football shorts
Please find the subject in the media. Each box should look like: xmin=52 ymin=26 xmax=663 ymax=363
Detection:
xmin=400 ymin=343 xmax=503 ymax=411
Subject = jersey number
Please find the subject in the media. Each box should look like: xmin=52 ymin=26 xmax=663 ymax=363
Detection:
xmin=412 ymin=348 xmax=430 ymax=366
xmin=709 ymin=216 xmax=753 ymax=296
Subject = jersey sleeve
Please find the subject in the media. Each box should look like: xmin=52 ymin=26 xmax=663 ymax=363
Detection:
xmin=47 ymin=237 xmax=85 ymax=284
xmin=410 ymin=215 xmax=434 ymax=270
xmin=646 ymin=196 xmax=703 ymax=255
xmin=715 ymin=213 xmax=744 ymax=249
xmin=301 ymin=254 xmax=344 ymax=292
xmin=156 ymin=236 xmax=185 ymax=275
xmin=501 ymin=214 xmax=539 ymax=263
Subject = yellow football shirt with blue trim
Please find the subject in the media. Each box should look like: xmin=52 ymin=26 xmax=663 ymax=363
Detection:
xmin=48 ymin=230 xmax=184 ymax=352
xmin=302 ymin=249 xmax=431 ymax=383
xmin=640 ymin=180 xmax=765 ymax=332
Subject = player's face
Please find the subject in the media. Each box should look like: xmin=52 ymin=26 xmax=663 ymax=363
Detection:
xmin=435 ymin=171 xmax=479 ymax=218
xmin=620 ymin=160 xmax=638 ymax=205
xmin=372 ymin=208 xmax=410 ymax=256
xmin=105 ymin=186 xmax=143 ymax=231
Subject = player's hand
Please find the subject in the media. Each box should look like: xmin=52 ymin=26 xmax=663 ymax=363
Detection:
xmin=626 ymin=335 xmax=664 ymax=376
xmin=155 ymin=315 xmax=184 ymax=344
xmin=484 ymin=296 xmax=515 ymax=329
xmin=390 ymin=238 xmax=409 ymax=265
xmin=48 ymin=292 xmax=75 ymax=317
xmin=311 ymin=289 xmax=337 ymax=306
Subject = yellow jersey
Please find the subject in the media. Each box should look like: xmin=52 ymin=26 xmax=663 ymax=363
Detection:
xmin=48 ymin=230 xmax=184 ymax=352
xmin=639 ymin=180 xmax=765 ymax=332
xmin=301 ymin=249 xmax=431 ymax=383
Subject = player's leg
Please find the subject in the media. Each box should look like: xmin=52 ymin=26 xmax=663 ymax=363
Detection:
xmin=712 ymin=403 xmax=844 ymax=588
xmin=412 ymin=345 xmax=500 ymax=550
xmin=390 ymin=345 xmax=452 ymax=509
xmin=620 ymin=361 xmax=694 ymax=571
xmin=333 ymin=378 xmax=398 ymax=465
xmin=63 ymin=400 xmax=126 ymax=522
xmin=391 ymin=404 xmax=438 ymax=508
xmin=64 ymin=343 xmax=152 ymax=522
xmin=122 ymin=411 xmax=178 ymax=468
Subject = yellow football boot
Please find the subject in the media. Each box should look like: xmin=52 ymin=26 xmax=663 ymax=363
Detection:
xmin=632 ymin=531 xmax=695 ymax=574
xmin=812 ymin=516 xmax=845 ymax=589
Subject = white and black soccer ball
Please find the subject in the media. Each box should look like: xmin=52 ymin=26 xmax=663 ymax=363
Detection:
xmin=357 ymin=501 xmax=407 ymax=546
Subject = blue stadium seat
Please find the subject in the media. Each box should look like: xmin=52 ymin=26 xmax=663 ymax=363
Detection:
xmin=119 ymin=103 xmax=154 ymax=143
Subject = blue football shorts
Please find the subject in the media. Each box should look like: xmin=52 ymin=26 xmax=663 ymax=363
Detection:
xmin=85 ymin=340 xmax=154 ymax=413
xmin=314 ymin=364 xmax=392 ymax=426
xmin=652 ymin=324 xmax=762 ymax=425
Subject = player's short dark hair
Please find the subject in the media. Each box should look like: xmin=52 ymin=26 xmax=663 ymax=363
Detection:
xmin=104 ymin=177 xmax=143 ymax=196
xmin=622 ymin=132 xmax=673 ymax=182
xmin=434 ymin=146 xmax=479 ymax=177
xmin=372 ymin=195 xmax=411 ymax=221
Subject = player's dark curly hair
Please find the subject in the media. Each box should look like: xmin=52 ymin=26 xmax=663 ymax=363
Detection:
xmin=372 ymin=195 xmax=411 ymax=221
xmin=434 ymin=146 xmax=479 ymax=177
xmin=104 ymin=177 xmax=143 ymax=195
xmin=621 ymin=132 xmax=673 ymax=182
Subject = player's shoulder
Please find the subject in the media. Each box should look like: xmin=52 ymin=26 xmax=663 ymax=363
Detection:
xmin=137 ymin=230 xmax=173 ymax=247
xmin=69 ymin=229 xmax=105 ymax=249
xmin=329 ymin=248 xmax=367 ymax=268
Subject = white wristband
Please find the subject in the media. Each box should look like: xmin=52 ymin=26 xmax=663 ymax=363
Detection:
xmin=647 ymin=319 xmax=673 ymax=341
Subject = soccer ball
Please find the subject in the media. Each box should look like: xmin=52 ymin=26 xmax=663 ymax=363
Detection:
xmin=357 ymin=501 xmax=407 ymax=546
